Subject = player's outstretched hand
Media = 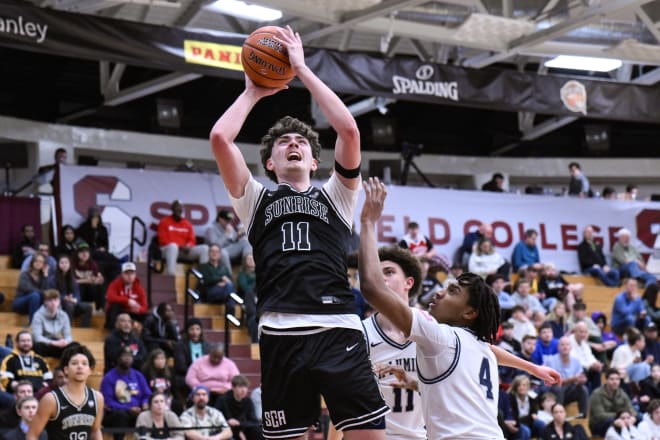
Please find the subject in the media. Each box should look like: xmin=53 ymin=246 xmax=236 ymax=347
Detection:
xmin=534 ymin=365 xmax=561 ymax=386
xmin=361 ymin=177 xmax=387 ymax=225
xmin=376 ymin=363 xmax=419 ymax=391
xmin=244 ymin=74 xmax=287 ymax=98
xmin=274 ymin=25 xmax=305 ymax=75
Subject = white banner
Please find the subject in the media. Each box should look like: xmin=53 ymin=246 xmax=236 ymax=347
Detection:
xmin=59 ymin=165 xmax=660 ymax=273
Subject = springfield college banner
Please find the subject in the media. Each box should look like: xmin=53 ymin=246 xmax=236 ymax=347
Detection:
xmin=59 ymin=165 xmax=660 ymax=273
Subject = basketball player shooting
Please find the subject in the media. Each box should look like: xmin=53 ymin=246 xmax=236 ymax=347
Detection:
xmin=210 ymin=26 xmax=388 ymax=440
xmin=27 ymin=344 xmax=104 ymax=440
xmin=359 ymin=177 xmax=560 ymax=440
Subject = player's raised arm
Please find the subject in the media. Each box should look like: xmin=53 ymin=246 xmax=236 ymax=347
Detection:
xmin=490 ymin=345 xmax=561 ymax=385
xmin=26 ymin=392 xmax=56 ymax=440
xmin=359 ymin=178 xmax=413 ymax=335
xmin=275 ymin=26 xmax=360 ymax=189
xmin=209 ymin=77 xmax=286 ymax=198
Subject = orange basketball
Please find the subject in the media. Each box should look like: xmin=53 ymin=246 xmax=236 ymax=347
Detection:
xmin=241 ymin=26 xmax=294 ymax=88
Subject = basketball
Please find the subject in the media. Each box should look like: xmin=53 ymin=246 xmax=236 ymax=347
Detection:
xmin=241 ymin=26 xmax=294 ymax=88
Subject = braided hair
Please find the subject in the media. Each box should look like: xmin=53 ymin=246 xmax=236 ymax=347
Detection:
xmin=456 ymin=272 xmax=501 ymax=343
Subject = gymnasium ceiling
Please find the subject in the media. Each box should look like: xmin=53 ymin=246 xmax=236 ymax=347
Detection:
xmin=6 ymin=0 xmax=660 ymax=158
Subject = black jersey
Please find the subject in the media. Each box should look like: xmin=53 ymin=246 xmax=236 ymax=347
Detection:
xmin=46 ymin=386 xmax=98 ymax=440
xmin=247 ymin=181 xmax=355 ymax=316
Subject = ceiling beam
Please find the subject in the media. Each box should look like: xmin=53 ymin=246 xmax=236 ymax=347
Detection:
xmin=463 ymin=0 xmax=654 ymax=68
xmin=633 ymin=67 xmax=660 ymax=85
xmin=173 ymin=0 xmax=211 ymax=27
xmin=104 ymin=72 xmax=202 ymax=106
xmin=303 ymin=0 xmax=429 ymax=42
xmin=635 ymin=6 xmax=660 ymax=43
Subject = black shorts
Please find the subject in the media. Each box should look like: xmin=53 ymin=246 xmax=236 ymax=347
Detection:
xmin=260 ymin=327 xmax=388 ymax=439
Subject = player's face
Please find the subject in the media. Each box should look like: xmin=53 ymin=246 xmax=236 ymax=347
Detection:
xmin=267 ymin=133 xmax=318 ymax=180
xmin=65 ymin=354 xmax=91 ymax=382
xmin=428 ymin=282 xmax=475 ymax=326
xmin=18 ymin=400 xmax=38 ymax=422
xmin=380 ymin=260 xmax=413 ymax=301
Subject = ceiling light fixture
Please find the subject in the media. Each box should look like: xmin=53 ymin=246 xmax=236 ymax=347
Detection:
xmin=544 ymin=55 xmax=622 ymax=72
xmin=206 ymin=0 xmax=283 ymax=22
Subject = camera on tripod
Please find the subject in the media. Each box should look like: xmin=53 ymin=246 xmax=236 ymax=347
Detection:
xmin=401 ymin=142 xmax=424 ymax=159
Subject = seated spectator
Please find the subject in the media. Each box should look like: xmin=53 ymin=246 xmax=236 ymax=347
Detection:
xmin=205 ymin=209 xmax=251 ymax=270
xmin=567 ymin=162 xmax=590 ymax=197
xmin=511 ymin=279 xmax=545 ymax=318
xmin=237 ymin=254 xmax=257 ymax=342
xmin=538 ymin=263 xmax=583 ymax=311
xmin=459 ymin=222 xmax=493 ymax=269
xmin=638 ymin=400 xmax=660 ymax=439
xmin=487 ymin=274 xmax=515 ymax=320
xmin=541 ymin=403 xmax=588 ymax=440
xmin=505 ymin=375 xmax=544 ymax=437
xmin=198 ymin=245 xmax=237 ymax=310
xmin=48 ymin=254 xmax=92 ymax=328
xmin=398 ymin=221 xmax=448 ymax=271
xmin=621 ymin=184 xmax=639 ymax=201
xmin=76 ymin=206 xmax=121 ymax=283
xmin=498 ymin=385 xmax=531 ymax=440
xmin=185 ymin=345 xmax=239 ymax=401
xmin=545 ymin=302 xmax=567 ymax=338
xmin=104 ymin=313 xmax=148 ymax=374
xmin=173 ymin=318 xmax=210 ymax=402
xmin=34 ymin=367 xmax=65 ymax=401
xmin=12 ymin=253 xmax=48 ymax=322
xmin=141 ymin=349 xmax=179 ymax=414
xmin=54 ymin=224 xmax=82 ymax=258
xmin=531 ymin=310 xmax=547 ymax=332
xmin=468 ymin=238 xmax=509 ymax=280
xmin=497 ymin=321 xmax=521 ymax=354
xmin=611 ymin=278 xmax=645 ymax=336
xmin=638 ymin=365 xmax=660 ymax=414
xmin=20 ymin=243 xmax=56 ymax=275
xmin=531 ymin=323 xmax=558 ymax=366
xmin=135 ymin=392 xmax=183 ymax=440
xmin=508 ymin=306 xmax=537 ymax=343
xmin=604 ymin=409 xmax=639 ymax=440
xmin=643 ymin=322 xmax=660 ymax=364
xmin=535 ymin=392 xmax=557 ymax=426
xmin=612 ymin=228 xmax=658 ymax=288
xmin=0 ymin=381 xmax=33 ymax=430
xmin=142 ymin=303 xmax=180 ymax=358
xmin=1 ymin=396 xmax=46 ymax=440
xmin=588 ymin=368 xmax=635 ymax=437
xmin=544 ymin=337 xmax=589 ymax=418
xmin=643 ymin=284 xmax=660 ymax=327
xmin=611 ymin=327 xmax=652 ymax=383
xmin=602 ymin=186 xmax=617 ymax=200
xmin=568 ymin=321 xmax=603 ymax=391
xmin=511 ymin=229 xmax=541 ymax=272
xmin=482 ymin=173 xmax=504 ymax=192
xmin=566 ymin=302 xmax=600 ymax=338
xmin=101 ymin=346 xmax=151 ymax=440
xmin=10 ymin=225 xmax=37 ymax=270
xmin=214 ymin=375 xmax=262 ymax=440
xmin=73 ymin=243 xmax=105 ymax=312
xmin=516 ymin=335 xmax=538 ymax=374
xmin=105 ymin=262 xmax=148 ymax=329
xmin=577 ymin=225 xmax=620 ymax=287
xmin=31 ymin=289 xmax=73 ymax=358
xmin=592 ymin=312 xmax=622 ymax=362
xmin=0 ymin=332 xmax=50 ymax=398
xmin=180 ymin=385 xmax=232 ymax=440
xmin=157 ymin=200 xmax=209 ymax=276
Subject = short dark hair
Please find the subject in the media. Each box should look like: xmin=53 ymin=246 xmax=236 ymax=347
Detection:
xmin=647 ymin=399 xmax=660 ymax=414
xmin=626 ymin=184 xmax=638 ymax=193
xmin=15 ymin=330 xmax=31 ymax=344
xmin=524 ymin=229 xmax=538 ymax=238
xmin=539 ymin=322 xmax=553 ymax=332
xmin=406 ymin=221 xmax=419 ymax=230
xmin=60 ymin=343 xmax=96 ymax=370
xmin=259 ymin=116 xmax=322 ymax=183
xmin=16 ymin=396 xmax=38 ymax=411
xmin=376 ymin=246 xmax=423 ymax=298
xmin=231 ymin=374 xmax=250 ymax=388
xmin=493 ymin=172 xmax=504 ymax=180
xmin=568 ymin=162 xmax=580 ymax=170
xmin=522 ymin=334 xmax=537 ymax=343
xmin=511 ymin=305 xmax=525 ymax=315
xmin=572 ymin=302 xmax=586 ymax=311
xmin=604 ymin=367 xmax=620 ymax=379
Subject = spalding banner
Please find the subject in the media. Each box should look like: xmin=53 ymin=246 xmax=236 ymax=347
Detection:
xmin=59 ymin=164 xmax=660 ymax=273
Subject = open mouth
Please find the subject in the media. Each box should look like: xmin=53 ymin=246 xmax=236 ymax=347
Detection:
xmin=287 ymin=152 xmax=302 ymax=161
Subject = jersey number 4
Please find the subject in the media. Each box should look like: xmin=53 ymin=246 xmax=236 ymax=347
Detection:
xmin=392 ymin=388 xmax=414 ymax=412
xmin=281 ymin=221 xmax=311 ymax=251
xmin=479 ymin=358 xmax=494 ymax=400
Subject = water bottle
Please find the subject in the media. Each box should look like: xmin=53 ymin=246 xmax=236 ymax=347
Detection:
xmin=5 ymin=334 xmax=13 ymax=349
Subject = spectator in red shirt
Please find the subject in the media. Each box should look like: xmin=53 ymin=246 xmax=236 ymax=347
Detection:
xmin=158 ymin=200 xmax=209 ymax=275
xmin=105 ymin=262 xmax=148 ymax=329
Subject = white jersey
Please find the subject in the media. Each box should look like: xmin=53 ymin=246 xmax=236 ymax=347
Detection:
xmin=409 ymin=308 xmax=504 ymax=440
xmin=363 ymin=314 xmax=425 ymax=440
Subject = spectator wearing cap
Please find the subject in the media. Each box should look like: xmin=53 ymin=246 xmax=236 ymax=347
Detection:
xmin=105 ymin=261 xmax=148 ymax=329
xmin=173 ymin=318 xmax=211 ymax=400
xmin=577 ymin=225 xmax=620 ymax=287
xmin=643 ymin=322 xmax=660 ymax=364
xmin=611 ymin=278 xmax=645 ymax=336
xmin=185 ymin=344 xmax=239 ymax=401
xmin=612 ymin=228 xmax=658 ymax=287
xmin=101 ymin=346 xmax=151 ymax=440
xmin=158 ymin=200 xmax=209 ymax=276
xmin=180 ymin=385 xmax=232 ymax=440
xmin=481 ymin=172 xmax=505 ymax=192
xmin=73 ymin=241 xmax=105 ymax=312
xmin=198 ymin=245 xmax=237 ymax=310
xmin=205 ymin=209 xmax=252 ymax=273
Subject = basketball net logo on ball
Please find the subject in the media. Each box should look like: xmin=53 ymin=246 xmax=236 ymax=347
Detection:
xmin=241 ymin=26 xmax=295 ymax=88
